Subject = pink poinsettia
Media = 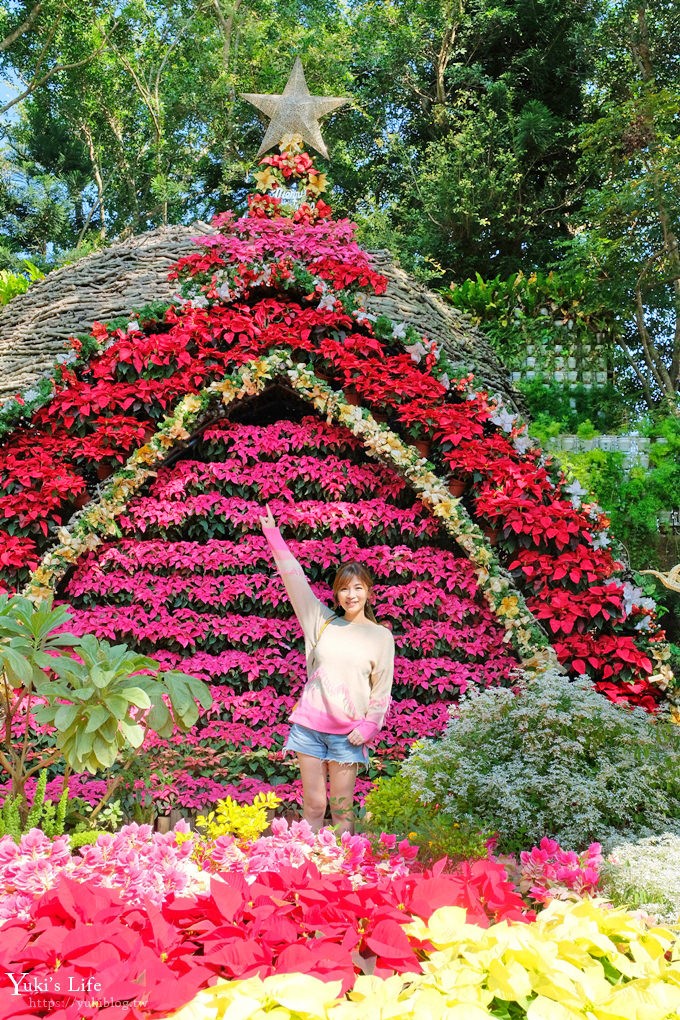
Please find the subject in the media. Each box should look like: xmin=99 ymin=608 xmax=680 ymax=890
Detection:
xmin=517 ymin=837 xmax=603 ymax=904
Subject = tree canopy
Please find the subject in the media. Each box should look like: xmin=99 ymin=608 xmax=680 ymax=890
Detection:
xmin=0 ymin=0 xmax=678 ymax=405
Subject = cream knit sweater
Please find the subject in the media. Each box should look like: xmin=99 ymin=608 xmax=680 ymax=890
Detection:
xmin=264 ymin=527 xmax=394 ymax=741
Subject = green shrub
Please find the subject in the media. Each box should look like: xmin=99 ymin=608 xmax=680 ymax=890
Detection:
xmin=518 ymin=378 xmax=630 ymax=438
xmin=0 ymin=261 xmax=44 ymax=305
xmin=68 ymin=829 xmax=109 ymax=850
xmin=399 ymin=670 xmax=680 ymax=854
xmin=361 ymin=771 xmax=491 ymax=864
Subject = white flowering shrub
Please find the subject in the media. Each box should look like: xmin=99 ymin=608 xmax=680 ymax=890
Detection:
xmin=601 ymin=833 xmax=680 ymax=924
xmin=400 ymin=670 xmax=680 ymax=853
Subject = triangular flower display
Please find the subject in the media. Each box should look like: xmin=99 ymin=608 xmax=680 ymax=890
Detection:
xmin=0 ymin=149 xmax=676 ymax=810
xmin=22 ymin=354 xmax=545 ymax=809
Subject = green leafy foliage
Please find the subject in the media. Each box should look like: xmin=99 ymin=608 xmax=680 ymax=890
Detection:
xmin=518 ymin=379 xmax=631 ymax=439
xmin=446 ymin=270 xmax=618 ymax=374
xmin=0 ymin=770 xmax=69 ymax=840
xmin=0 ymin=595 xmax=79 ymax=689
xmin=32 ymin=638 xmax=211 ymax=772
xmin=0 ymin=594 xmax=211 ymax=822
xmin=0 ymin=261 xmax=44 ymax=304
xmin=362 ymin=771 xmax=491 ymax=864
xmin=555 ymin=413 xmax=680 ymax=573
xmin=559 ymin=2 xmax=680 ymax=407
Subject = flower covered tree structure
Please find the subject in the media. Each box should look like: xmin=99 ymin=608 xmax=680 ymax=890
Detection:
xmin=0 ymin=118 xmax=676 ymax=810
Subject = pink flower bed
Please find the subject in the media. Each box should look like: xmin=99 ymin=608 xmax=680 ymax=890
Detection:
xmin=0 ymin=821 xmax=419 ymax=923
xmin=518 ymin=837 xmax=603 ymax=904
xmin=29 ymin=415 xmax=520 ymax=812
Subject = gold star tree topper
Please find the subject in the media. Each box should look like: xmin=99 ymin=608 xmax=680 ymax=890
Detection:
xmin=241 ymin=58 xmax=347 ymax=160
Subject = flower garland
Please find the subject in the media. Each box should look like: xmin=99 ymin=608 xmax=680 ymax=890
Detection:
xmin=24 ymin=350 xmax=551 ymax=670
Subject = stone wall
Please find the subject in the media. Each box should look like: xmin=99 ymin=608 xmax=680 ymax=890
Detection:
xmin=550 ymin=434 xmax=666 ymax=472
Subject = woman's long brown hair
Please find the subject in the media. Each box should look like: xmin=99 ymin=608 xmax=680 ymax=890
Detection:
xmin=332 ymin=561 xmax=378 ymax=623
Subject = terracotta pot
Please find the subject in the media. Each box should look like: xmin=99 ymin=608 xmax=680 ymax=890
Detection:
xmin=481 ymin=524 xmax=500 ymax=546
xmin=96 ymin=462 xmax=113 ymax=482
xmin=413 ymin=438 xmax=431 ymax=458
xmin=343 ymin=385 xmax=361 ymax=406
xmin=448 ymin=476 xmax=468 ymax=498
xmin=72 ymin=491 xmax=90 ymax=510
xmin=155 ymin=814 xmax=171 ymax=834
xmin=371 ymin=407 xmax=389 ymax=423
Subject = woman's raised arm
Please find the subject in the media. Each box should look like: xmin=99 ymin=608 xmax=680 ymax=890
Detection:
xmin=259 ymin=504 xmax=332 ymax=645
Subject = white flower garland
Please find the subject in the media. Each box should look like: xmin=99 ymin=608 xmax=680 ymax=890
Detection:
xmin=24 ymin=349 xmax=556 ymax=674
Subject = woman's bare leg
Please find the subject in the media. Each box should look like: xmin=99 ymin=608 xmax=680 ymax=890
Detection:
xmin=327 ymin=761 xmax=359 ymax=835
xmin=297 ymin=753 xmax=328 ymax=832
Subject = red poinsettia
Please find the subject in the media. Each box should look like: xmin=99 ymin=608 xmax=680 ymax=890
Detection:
xmin=0 ymin=875 xmax=212 ymax=1020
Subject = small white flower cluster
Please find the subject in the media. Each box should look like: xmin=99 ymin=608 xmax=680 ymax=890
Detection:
xmin=489 ymin=391 xmax=535 ymax=457
xmin=489 ymin=399 xmax=518 ymax=434
xmin=55 ymin=351 xmax=78 ymax=366
xmin=407 ymin=337 xmax=438 ymax=365
xmin=317 ymin=292 xmax=337 ymax=312
xmin=353 ymin=309 xmax=376 ymax=328
xmin=564 ymin=478 xmax=588 ymax=509
xmin=612 ymin=581 xmax=657 ymax=631
xmin=603 ymin=833 xmax=680 ymax=924
xmin=583 ymin=501 xmax=613 ymax=549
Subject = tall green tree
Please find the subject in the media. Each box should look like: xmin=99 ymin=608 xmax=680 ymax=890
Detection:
xmin=0 ymin=0 xmax=352 ymax=251
xmin=0 ymin=0 xmax=598 ymax=283
xmin=337 ymin=0 xmax=598 ymax=281
xmin=562 ymin=1 xmax=680 ymax=408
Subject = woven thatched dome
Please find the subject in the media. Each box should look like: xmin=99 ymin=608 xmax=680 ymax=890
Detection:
xmin=0 ymin=224 xmax=524 ymax=409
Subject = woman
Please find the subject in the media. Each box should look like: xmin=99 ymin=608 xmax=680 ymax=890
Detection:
xmin=259 ymin=505 xmax=395 ymax=834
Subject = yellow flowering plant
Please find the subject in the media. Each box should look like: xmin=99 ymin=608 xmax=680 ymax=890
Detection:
xmin=196 ymin=791 xmax=282 ymax=842
xmin=170 ymin=899 xmax=680 ymax=1020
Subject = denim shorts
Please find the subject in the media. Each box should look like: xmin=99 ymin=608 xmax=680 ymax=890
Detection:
xmin=285 ymin=723 xmax=368 ymax=765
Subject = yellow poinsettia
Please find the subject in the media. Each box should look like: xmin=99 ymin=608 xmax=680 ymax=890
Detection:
xmin=254 ymin=168 xmax=279 ymax=192
xmin=171 ymin=974 xmax=341 ymax=1020
xmin=498 ymin=595 xmax=521 ymax=618
xmin=181 ymin=393 xmax=203 ymax=415
xmin=307 ymin=172 xmax=328 ymax=197
xmin=130 ymin=443 xmax=158 ymax=466
xmin=280 ymin=132 xmax=304 ymax=154
xmin=263 ymin=974 xmax=342 ymax=1016
xmin=475 ymin=547 xmax=493 ymax=568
